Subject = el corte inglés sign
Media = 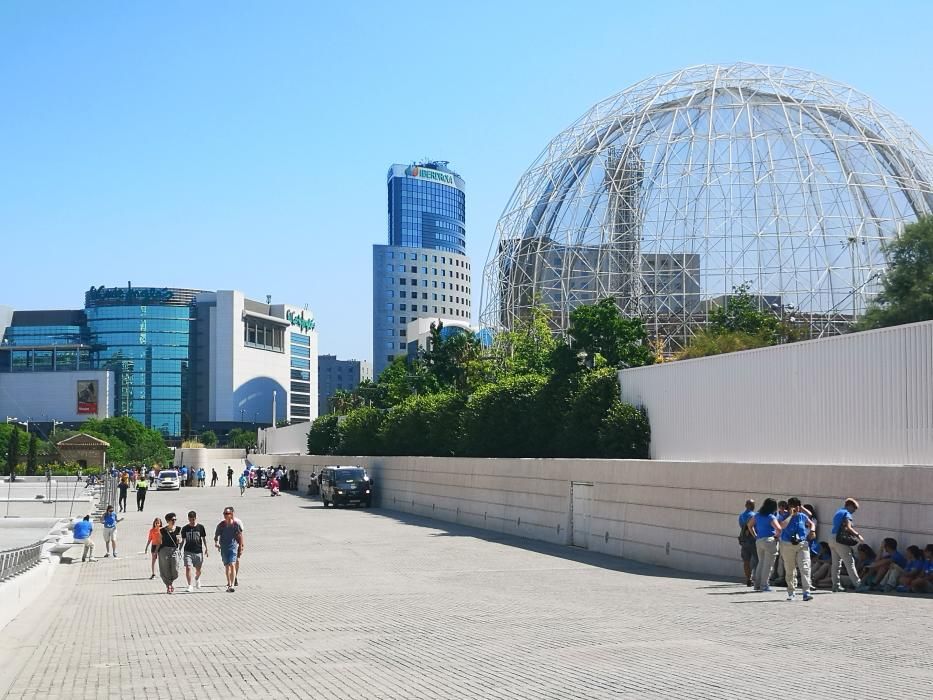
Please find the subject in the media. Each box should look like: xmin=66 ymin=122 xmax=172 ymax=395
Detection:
xmin=86 ymin=286 xmax=174 ymax=305
xmin=287 ymin=310 xmax=315 ymax=333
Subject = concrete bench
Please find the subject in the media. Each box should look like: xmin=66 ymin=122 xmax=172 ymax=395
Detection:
xmin=47 ymin=538 xmax=94 ymax=560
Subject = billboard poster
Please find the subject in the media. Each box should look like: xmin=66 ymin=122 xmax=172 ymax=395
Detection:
xmin=77 ymin=380 xmax=99 ymax=415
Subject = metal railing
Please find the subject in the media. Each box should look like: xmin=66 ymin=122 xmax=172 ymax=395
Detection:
xmin=0 ymin=540 xmax=44 ymax=583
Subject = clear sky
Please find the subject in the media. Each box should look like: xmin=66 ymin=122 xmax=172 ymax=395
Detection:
xmin=2 ymin=1 xmax=932 ymax=361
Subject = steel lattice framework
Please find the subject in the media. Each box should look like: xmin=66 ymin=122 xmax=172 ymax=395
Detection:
xmin=481 ymin=63 xmax=933 ymax=349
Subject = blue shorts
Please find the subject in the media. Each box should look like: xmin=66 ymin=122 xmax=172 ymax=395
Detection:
xmin=221 ymin=543 xmax=238 ymax=566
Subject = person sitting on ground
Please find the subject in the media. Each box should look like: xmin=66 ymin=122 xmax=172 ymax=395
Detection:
xmin=892 ymin=545 xmax=926 ymax=593
xmin=268 ymin=476 xmax=280 ymax=496
xmin=909 ymin=544 xmax=933 ymax=594
xmin=858 ymin=537 xmax=907 ymax=591
xmin=810 ymin=542 xmax=833 ymax=588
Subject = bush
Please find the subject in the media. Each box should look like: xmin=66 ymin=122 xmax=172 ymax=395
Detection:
xmin=380 ymin=392 xmax=464 ymax=456
xmin=307 ymin=414 xmax=340 ymax=455
xmin=598 ymin=402 xmax=650 ymax=458
xmin=199 ymin=430 xmax=218 ymax=447
xmin=561 ymin=368 xmax=621 ymax=458
xmin=337 ymin=407 xmax=385 ymax=456
xmin=461 ymin=374 xmax=547 ymax=457
xmin=677 ymin=329 xmax=772 ymax=359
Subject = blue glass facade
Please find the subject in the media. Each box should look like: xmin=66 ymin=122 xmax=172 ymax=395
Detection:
xmin=388 ymin=163 xmax=466 ymax=254
xmin=84 ymin=288 xmax=199 ymax=437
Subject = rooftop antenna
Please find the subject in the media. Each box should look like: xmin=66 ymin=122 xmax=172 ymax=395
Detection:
xmin=266 ymin=294 xmax=272 ymax=305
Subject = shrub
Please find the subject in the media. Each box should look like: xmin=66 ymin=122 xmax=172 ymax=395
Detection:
xmin=598 ymin=402 xmax=650 ymax=458
xmin=337 ymin=407 xmax=385 ymax=456
xmin=307 ymin=414 xmax=340 ymax=455
xmin=380 ymin=392 xmax=464 ymax=456
xmin=461 ymin=374 xmax=547 ymax=457
xmin=561 ymin=368 xmax=620 ymax=457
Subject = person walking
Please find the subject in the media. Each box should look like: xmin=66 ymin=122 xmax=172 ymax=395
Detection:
xmin=145 ymin=517 xmax=163 ymax=579
xmin=830 ymin=498 xmax=863 ymax=592
xmin=778 ymin=497 xmax=813 ymax=601
xmin=238 ymin=473 xmax=247 ymax=496
xmin=157 ymin=513 xmax=182 ymax=594
xmin=101 ymin=505 xmax=119 ymax=558
xmin=181 ymin=511 xmax=208 ymax=593
xmin=117 ymin=475 xmax=129 ymax=513
xmin=211 ymin=468 xmax=218 ymax=487
xmin=73 ymin=515 xmax=95 ymax=562
xmin=226 ymin=465 xmax=233 ymax=487
xmin=738 ymin=499 xmax=758 ymax=587
xmin=198 ymin=467 xmax=206 ymax=487
xmin=214 ymin=507 xmax=244 ymax=592
xmin=750 ymin=498 xmax=782 ymax=591
xmin=136 ymin=475 xmax=149 ymax=511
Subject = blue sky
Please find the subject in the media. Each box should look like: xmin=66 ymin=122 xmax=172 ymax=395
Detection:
xmin=2 ymin=1 xmax=932 ymax=361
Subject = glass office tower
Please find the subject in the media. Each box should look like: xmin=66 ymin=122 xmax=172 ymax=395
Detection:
xmin=84 ymin=286 xmax=200 ymax=437
xmin=373 ymin=161 xmax=471 ymax=377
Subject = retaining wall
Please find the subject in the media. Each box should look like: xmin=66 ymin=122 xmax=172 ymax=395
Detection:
xmin=249 ymin=454 xmax=933 ymax=578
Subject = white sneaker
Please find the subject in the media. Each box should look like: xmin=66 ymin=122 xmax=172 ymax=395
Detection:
xmin=195 ymin=577 xmax=201 ymax=589
xmin=187 ymin=585 xmax=194 ymax=593
xmin=786 ymin=593 xmax=797 ymax=601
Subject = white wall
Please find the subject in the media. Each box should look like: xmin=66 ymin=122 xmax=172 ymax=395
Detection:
xmin=258 ymin=421 xmax=312 ymax=455
xmin=173 ymin=448 xmax=247 ymax=473
xmin=619 ymin=320 xmax=933 ymax=466
xmin=0 ymin=370 xmax=113 ymax=423
xmin=249 ymin=453 xmax=933 ymax=579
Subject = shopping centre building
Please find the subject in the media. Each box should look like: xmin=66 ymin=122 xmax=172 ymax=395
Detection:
xmin=0 ymin=285 xmax=318 ymax=439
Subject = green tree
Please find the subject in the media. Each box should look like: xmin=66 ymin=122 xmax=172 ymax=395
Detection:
xmin=199 ymin=430 xmax=218 ymax=447
xmin=598 ymin=402 xmax=650 ymax=458
xmin=421 ymin=323 xmax=491 ymax=394
xmin=858 ymin=217 xmax=933 ymax=329
xmin=677 ymin=328 xmax=772 ymax=359
xmin=493 ymin=303 xmax=557 ymax=378
xmin=80 ymin=417 xmax=171 ymax=466
xmin=568 ymin=297 xmax=655 ymax=368
xmin=328 ymin=389 xmax=361 ymax=415
xmin=380 ymin=392 xmax=464 ymax=456
xmin=227 ymin=428 xmax=255 ymax=449
xmin=561 ymin=368 xmax=622 ymax=457
xmin=707 ymin=282 xmax=782 ymax=340
xmin=26 ymin=433 xmax=38 ymax=475
xmin=307 ymin=414 xmax=340 ymax=455
xmin=6 ymin=424 xmax=20 ymax=478
xmin=461 ymin=374 xmax=548 ymax=457
xmin=336 ymin=406 xmax=385 ymax=456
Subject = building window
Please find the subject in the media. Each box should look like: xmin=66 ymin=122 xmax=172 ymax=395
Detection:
xmin=399 ymin=330 xmax=407 ymax=337
xmin=422 ymin=305 xmax=428 ymax=312
xmin=399 ymin=304 xmax=406 ymax=311
xmin=399 ymin=343 xmax=406 ymax=349
xmin=386 ymin=316 xmax=393 ymax=323
xmin=386 ymin=303 xmax=394 ymax=310
xmin=244 ymin=319 xmax=285 ymax=353
xmin=422 ymin=293 xmax=427 ymax=299
xmin=400 ymin=316 xmax=407 ymax=323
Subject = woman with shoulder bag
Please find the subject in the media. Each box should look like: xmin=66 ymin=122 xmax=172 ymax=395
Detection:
xmin=157 ymin=512 xmax=183 ymax=594
xmin=829 ymin=498 xmax=863 ymax=592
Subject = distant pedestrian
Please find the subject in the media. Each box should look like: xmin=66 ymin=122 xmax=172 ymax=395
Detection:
xmin=136 ymin=475 xmax=149 ymax=511
xmin=73 ymin=515 xmax=95 ymax=562
xmin=211 ymin=468 xmax=218 ymax=487
xmin=157 ymin=513 xmax=182 ymax=594
xmin=226 ymin=465 xmax=233 ymax=487
xmin=214 ymin=507 xmax=244 ymax=592
xmin=238 ymin=473 xmax=247 ymax=496
xmin=830 ymin=498 xmax=863 ymax=592
xmin=129 ymin=469 xmax=137 ymax=490
xmin=117 ymin=477 xmax=129 ymax=513
xmin=148 ymin=467 xmax=156 ymax=484
xmin=197 ymin=467 xmax=206 ymax=487
xmin=181 ymin=511 xmax=208 ymax=593
xmin=101 ymin=505 xmax=119 ymax=558
xmin=750 ymin=498 xmax=782 ymax=591
xmin=738 ymin=499 xmax=758 ymax=587
xmin=145 ymin=517 xmax=162 ymax=579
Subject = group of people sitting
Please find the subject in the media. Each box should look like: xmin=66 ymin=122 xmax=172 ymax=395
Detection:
xmin=738 ymin=497 xmax=933 ymax=600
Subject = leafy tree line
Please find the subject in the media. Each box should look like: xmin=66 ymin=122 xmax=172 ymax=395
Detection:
xmin=309 ymin=298 xmax=652 ymax=459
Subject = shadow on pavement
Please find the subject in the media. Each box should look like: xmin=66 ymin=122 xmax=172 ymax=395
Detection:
xmin=353 ymin=505 xmax=735 ymax=584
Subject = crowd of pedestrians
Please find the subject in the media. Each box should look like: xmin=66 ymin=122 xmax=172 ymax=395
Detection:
xmin=739 ymin=496 xmax=933 ymax=599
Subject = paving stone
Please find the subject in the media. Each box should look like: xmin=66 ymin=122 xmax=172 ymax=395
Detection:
xmin=1 ymin=484 xmax=931 ymax=699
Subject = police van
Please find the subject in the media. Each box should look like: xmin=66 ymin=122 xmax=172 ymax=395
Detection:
xmin=318 ymin=466 xmax=374 ymax=508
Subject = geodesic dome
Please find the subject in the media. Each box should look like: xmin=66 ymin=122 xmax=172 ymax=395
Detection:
xmin=481 ymin=63 xmax=933 ymax=349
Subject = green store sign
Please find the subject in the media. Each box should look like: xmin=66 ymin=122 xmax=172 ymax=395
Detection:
xmin=287 ymin=310 xmax=315 ymax=333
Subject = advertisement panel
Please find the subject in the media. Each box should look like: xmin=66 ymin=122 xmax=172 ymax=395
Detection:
xmin=77 ymin=380 xmax=99 ymax=415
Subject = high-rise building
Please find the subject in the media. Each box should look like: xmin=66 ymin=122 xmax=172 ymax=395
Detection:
xmin=317 ymin=355 xmax=372 ymax=415
xmin=373 ymin=161 xmax=471 ymax=377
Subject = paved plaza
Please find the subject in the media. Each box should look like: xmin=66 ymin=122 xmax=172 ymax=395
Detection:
xmin=1 ymin=484 xmax=932 ymax=699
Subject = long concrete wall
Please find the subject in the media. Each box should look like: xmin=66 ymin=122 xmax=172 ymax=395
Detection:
xmin=248 ymin=454 xmax=933 ymax=579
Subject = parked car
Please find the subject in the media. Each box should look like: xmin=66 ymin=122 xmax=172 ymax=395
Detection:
xmin=318 ymin=466 xmax=374 ymax=508
xmin=157 ymin=469 xmax=180 ymax=490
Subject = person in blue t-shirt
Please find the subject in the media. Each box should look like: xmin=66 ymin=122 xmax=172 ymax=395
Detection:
xmin=72 ymin=515 xmax=95 ymax=562
xmin=893 ymin=546 xmax=926 ymax=592
xmin=909 ymin=544 xmax=933 ymax=594
xmin=829 ymin=498 xmax=863 ymax=592
xmin=738 ymin=499 xmax=758 ymax=587
xmin=749 ymin=498 xmax=782 ymax=591
xmin=101 ymin=505 xmax=119 ymax=558
xmin=858 ymin=537 xmax=907 ymax=591
xmin=778 ymin=497 xmax=814 ymax=601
